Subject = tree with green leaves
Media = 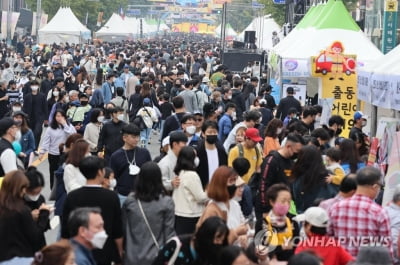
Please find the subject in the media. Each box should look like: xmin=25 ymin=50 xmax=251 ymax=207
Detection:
xmin=24 ymin=0 xmax=128 ymax=31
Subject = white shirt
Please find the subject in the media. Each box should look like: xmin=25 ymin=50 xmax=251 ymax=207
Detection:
xmin=0 ymin=148 xmax=17 ymax=175
xmin=206 ymin=147 xmax=219 ymax=182
xmin=227 ymin=200 xmax=245 ymax=229
xmin=63 ymin=164 xmax=86 ymax=193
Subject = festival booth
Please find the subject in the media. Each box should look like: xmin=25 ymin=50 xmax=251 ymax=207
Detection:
xmin=238 ymin=15 xmax=282 ymax=50
xmin=215 ymin=23 xmax=238 ymax=40
xmin=269 ymin=0 xmax=382 ymax=136
xmin=356 ymin=44 xmax=400 ymax=205
xmin=96 ymin=13 xmax=134 ymax=41
xmin=38 ymin=7 xmax=91 ymax=44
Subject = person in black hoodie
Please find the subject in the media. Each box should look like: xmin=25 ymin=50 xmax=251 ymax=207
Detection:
xmin=231 ymin=79 xmax=246 ymax=121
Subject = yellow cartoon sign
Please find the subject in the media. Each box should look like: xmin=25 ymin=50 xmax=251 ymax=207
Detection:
xmin=312 ymin=41 xmax=358 ymax=136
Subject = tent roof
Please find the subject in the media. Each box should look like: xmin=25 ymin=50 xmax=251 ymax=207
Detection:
xmin=39 ymin=7 xmax=90 ymax=34
xmin=215 ymin=23 xmax=237 ymax=36
xmin=273 ymin=0 xmax=382 ymax=63
xmin=363 ymin=44 xmax=400 ymax=74
xmin=238 ymin=15 xmax=281 ymax=50
xmin=96 ymin=13 xmax=132 ymax=35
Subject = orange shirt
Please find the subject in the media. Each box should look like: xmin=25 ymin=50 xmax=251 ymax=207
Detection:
xmin=263 ymin=136 xmax=280 ymax=157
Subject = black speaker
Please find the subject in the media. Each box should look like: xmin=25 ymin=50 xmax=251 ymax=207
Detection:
xmin=222 ymin=52 xmax=263 ymax=72
xmin=244 ymin=31 xmax=256 ymax=44
xmin=232 ymin=41 xmax=245 ymax=49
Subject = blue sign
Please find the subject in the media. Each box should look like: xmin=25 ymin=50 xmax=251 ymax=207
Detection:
xmin=273 ymin=0 xmax=285 ymax=4
xmin=126 ymin=9 xmax=141 ymax=15
xmin=251 ymin=2 xmax=265 ymax=8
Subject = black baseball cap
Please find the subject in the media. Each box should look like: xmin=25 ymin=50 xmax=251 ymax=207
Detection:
xmin=0 ymin=117 xmax=18 ymax=136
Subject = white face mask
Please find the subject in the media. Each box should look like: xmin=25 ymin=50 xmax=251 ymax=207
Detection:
xmin=227 ymin=95 xmax=232 ymax=100
xmin=24 ymin=193 xmax=40 ymax=202
xmin=97 ymin=116 xmax=105 ymax=123
xmin=31 ymin=86 xmax=39 ymax=91
xmin=109 ymin=178 xmax=117 ymax=190
xmin=186 ymin=125 xmax=196 ymax=135
xmin=277 ymin=128 xmax=283 ymax=134
xmin=15 ymin=130 xmax=21 ymax=141
xmin=361 ymin=120 xmax=367 ymax=127
xmin=233 ymin=196 xmax=242 ymax=202
xmin=194 ymin=156 xmax=200 ymax=168
xmin=53 ymin=91 xmax=59 ymax=97
xmin=89 ymin=230 xmax=108 ymax=249
xmin=12 ymin=107 xmax=21 ymax=112
xmin=117 ymin=114 xmax=124 ymax=121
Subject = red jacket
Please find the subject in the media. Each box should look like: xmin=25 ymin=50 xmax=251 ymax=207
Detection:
xmin=295 ymin=234 xmax=354 ymax=265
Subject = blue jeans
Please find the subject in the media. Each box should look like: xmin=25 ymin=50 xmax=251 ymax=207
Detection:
xmin=140 ymin=128 xmax=152 ymax=148
xmin=118 ymin=193 xmax=127 ymax=207
xmin=159 ymin=119 xmax=166 ymax=141
xmin=0 ymin=257 xmax=33 ymax=265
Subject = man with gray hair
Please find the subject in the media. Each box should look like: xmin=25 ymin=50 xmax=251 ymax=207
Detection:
xmin=385 ymin=184 xmax=400 ymax=264
xmin=68 ymin=207 xmax=107 ymax=265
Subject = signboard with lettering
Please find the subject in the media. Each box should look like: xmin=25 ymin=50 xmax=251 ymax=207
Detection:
xmin=282 ymin=58 xmax=310 ymax=77
xmin=382 ymin=0 xmax=398 ymax=54
xmin=311 ymin=41 xmax=357 ymax=136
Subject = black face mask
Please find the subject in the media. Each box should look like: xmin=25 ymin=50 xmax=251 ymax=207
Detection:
xmin=80 ymin=101 xmax=88 ymax=106
xmin=206 ymin=135 xmax=218 ymax=145
xmin=335 ymin=128 xmax=343 ymax=136
xmin=290 ymin=153 xmax=298 ymax=160
xmin=227 ymin=184 xmax=237 ymax=198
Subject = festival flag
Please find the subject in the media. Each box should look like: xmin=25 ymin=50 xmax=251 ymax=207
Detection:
xmin=97 ymin=11 xmax=104 ymax=27
xmin=119 ymin=6 xmax=125 ymax=20
xmin=85 ymin=11 xmax=89 ymax=25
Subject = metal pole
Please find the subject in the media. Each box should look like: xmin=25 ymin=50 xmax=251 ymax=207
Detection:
xmin=7 ymin=0 xmax=13 ymax=45
xmin=36 ymin=0 xmax=41 ymax=43
xmin=220 ymin=2 xmax=227 ymax=52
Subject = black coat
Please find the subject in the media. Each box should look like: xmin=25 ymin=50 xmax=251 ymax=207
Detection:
xmin=196 ymin=140 xmax=227 ymax=189
xmin=275 ymin=96 xmax=302 ymax=121
xmin=22 ymin=92 xmax=48 ymax=123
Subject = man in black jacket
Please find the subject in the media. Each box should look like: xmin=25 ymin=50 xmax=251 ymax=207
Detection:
xmin=231 ymin=79 xmax=246 ymax=121
xmin=22 ymin=80 xmax=47 ymax=147
xmin=196 ymin=120 xmax=227 ymax=189
xmin=39 ymin=70 xmax=54 ymax=96
xmin=161 ymin=96 xmax=187 ymax=141
xmin=276 ymin=86 xmax=302 ymax=121
xmin=97 ymin=107 xmax=126 ymax=164
xmin=62 ymin=156 xmax=123 ymax=265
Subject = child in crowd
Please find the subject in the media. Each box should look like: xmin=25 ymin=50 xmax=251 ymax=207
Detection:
xmin=325 ymin=148 xmax=345 ymax=186
xmin=232 ymin=157 xmax=253 ymax=218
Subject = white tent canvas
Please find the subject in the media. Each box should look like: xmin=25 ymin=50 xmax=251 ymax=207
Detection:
xmin=239 ymin=16 xmax=281 ymax=50
xmin=358 ymin=44 xmax=400 ymax=110
xmin=96 ymin=13 xmax=133 ymax=41
xmin=215 ymin=24 xmax=237 ymax=37
xmin=38 ymin=7 xmax=91 ymax=44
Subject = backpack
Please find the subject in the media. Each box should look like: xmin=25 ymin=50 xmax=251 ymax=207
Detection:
xmin=133 ymin=108 xmax=152 ymax=130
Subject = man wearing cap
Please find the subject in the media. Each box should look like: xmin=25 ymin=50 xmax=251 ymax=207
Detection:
xmin=295 ymin=207 xmax=354 ymax=265
xmin=228 ymin=128 xmax=263 ymax=183
xmin=101 ymin=74 xmax=116 ymax=104
xmin=328 ymin=167 xmax=392 ymax=258
xmin=110 ymin=124 xmax=151 ymax=205
xmin=66 ymin=93 xmax=92 ymax=132
xmin=158 ymin=131 xmax=188 ymax=192
xmin=276 ymin=86 xmax=302 ymax=121
xmin=120 ymin=65 xmax=133 ymax=89
xmin=23 ymin=80 xmax=47 ymax=148
xmin=259 ymin=84 xmax=276 ymax=112
xmin=0 ymin=117 xmax=19 ymax=179
xmin=7 ymin=80 xmax=22 ymax=106
xmin=349 ymin=111 xmax=369 ymax=154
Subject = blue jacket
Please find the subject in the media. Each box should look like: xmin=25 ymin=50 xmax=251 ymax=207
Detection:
xmin=101 ymin=81 xmax=114 ymax=104
xmin=114 ymin=77 xmax=125 ymax=90
xmin=20 ymin=130 xmax=35 ymax=157
xmin=90 ymin=89 xmax=104 ymax=108
xmin=70 ymin=239 xmax=96 ymax=265
xmin=218 ymin=114 xmax=232 ymax=141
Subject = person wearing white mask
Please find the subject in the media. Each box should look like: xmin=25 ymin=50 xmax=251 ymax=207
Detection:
xmin=84 ymin=108 xmax=104 ymax=156
xmin=61 ymin=157 xmax=123 ymax=265
xmin=180 ymin=114 xmax=200 ymax=149
xmin=97 ymin=107 xmax=126 ymax=164
xmin=22 ymin=80 xmax=48 ymax=148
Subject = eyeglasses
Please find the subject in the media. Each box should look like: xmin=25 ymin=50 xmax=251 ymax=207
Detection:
xmin=195 ymin=119 xmax=203 ymax=122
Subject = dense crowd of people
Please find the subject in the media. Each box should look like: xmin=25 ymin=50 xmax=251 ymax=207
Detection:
xmin=0 ymin=35 xmax=394 ymax=265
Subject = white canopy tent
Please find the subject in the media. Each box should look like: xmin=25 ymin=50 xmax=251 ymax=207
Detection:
xmin=96 ymin=13 xmax=133 ymax=41
xmin=358 ymin=44 xmax=400 ymax=110
xmin=38 ymin=7 xmax=91 ymax=44
xmin=238 ymin=15 xmax=281 ymax=50
xmin=215 ymin=23 xmax=237 ymax=38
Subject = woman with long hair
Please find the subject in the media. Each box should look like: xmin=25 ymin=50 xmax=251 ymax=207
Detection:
xmin=122 ymin=162 xmax=174 ymax=265
xmin=63 ymin=139 xmax=90 ymax=193
xmin=153 ymin=216 xmax=229 ymax=265
xmin=339 ymin=138 xmax=365 ymax=174
xmin=47 ymin=86 xmax=61 ymax=114
xmin=94 ymin=68 xmax=104 ymax=89
xmin=39 ymin=109 xmax=76 ymax=188
xmin=13 ymin=111 xmax=35 ymax=167
xmin=173 ymin=146 xmax=208 ymax=235
xmin=31 ymin=240 xmax=75 ymax=265
xmin=83 ymin=108 xmax=104 ymax=156
xmin=0 ymin=170 xmax=50 ymax=263
xmin=263 ymin=118 xmax=283 ymax=157
xmin=196 ymin=166 xmax=248 ymax=244
xmin=291 ymin=145 xmax=336 ymax=213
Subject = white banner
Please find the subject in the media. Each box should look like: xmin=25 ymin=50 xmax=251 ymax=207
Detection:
xmin=371 ymin=74 xmax=392 ymax=109
xmin=390 ymin=78 xmax=400 ymax=111
xmin=282 ymin=58 xmax=310 ymax=78
xmin=10 ymin=12 xmax=20 ymax=38
xmin=32 ymin=12 xmax=37 ymax=36
xmin=1 ymin=11 xmax=7 ymax=39
xmin=357 ymin=70 xmax=371 ymax=102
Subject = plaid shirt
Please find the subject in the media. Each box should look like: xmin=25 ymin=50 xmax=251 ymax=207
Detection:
xmin=328 ymin=194 xmax=392 ymax=258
